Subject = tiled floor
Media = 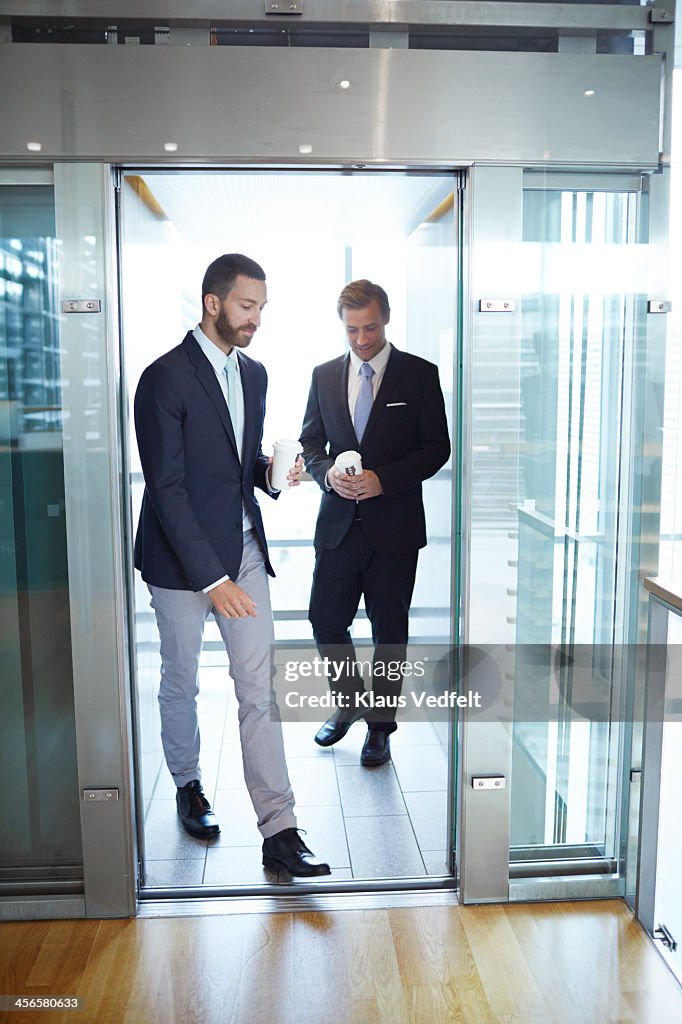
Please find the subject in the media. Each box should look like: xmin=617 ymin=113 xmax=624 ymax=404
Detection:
xmin=140 ymin=663 xmax=452 ymax=889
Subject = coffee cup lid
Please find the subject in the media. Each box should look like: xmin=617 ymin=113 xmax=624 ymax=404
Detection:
xmin=335 ymin=450 xmax=361 ymax=464
xmin=274 ymin=438 xmax=303 ymax=450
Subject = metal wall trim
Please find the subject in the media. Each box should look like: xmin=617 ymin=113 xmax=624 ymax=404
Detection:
xmin=0 ymin=897 xmax=87 ymax=921
xmin=140 ymin=876 xmax=456 ymax=901
xmin=0 ymin=46 xmax=663 ymax=169
xmin=509 ymin=875 xmax=624 ymax=902
xmin=523 ymin=171 xmax=645 ymax=192
xmin=636 ymin=594 xmax=669 ymax=934
xmin=139 ymin=888 xmax=459 ymax=918
xmin=0 ymin=167 xmax=53 ymax=185
xmin=0 ymin=1 xmax=653 ymax=33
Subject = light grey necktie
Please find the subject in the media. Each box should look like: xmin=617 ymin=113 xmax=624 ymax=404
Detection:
xmin=225 ymin=358 xmax=248 ymax=525
xmin=224 ymin=357 xmax=240 ymax=439
xmin=353 ymin=361 xmax=375 ymax=442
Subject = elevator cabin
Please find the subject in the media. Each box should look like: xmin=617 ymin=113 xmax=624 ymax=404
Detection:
xmin=0 ymin=1 xmax=672 ymax=918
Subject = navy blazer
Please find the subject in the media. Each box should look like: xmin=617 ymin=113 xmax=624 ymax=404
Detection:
xmin=300 ymin=346 xmax=451 ymax=553
xmin=134 ymin=332 xmax=275 ymax=591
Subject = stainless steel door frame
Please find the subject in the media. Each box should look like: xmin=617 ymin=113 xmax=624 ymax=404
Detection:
xmin=117 ymin=164 xmax=464 ymax=900
xmin=55 ymin=163 xmax=136 ymax=918
xmin=457 ymin=165 xmax=520 ymax=904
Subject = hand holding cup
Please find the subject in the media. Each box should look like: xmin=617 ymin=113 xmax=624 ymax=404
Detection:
xmin=271 ymin=439 xmax=303 ymax=490
xmin=329 ymin=450 xmax=363 ymax=500
xmin=329 ymin=450 xmax=383 ymax=501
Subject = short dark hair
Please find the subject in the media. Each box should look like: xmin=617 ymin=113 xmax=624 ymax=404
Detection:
xmin=201 ymin=253 xmax=266 ymax=303
xmin=337 ymin=279 xmax=390 ymax=321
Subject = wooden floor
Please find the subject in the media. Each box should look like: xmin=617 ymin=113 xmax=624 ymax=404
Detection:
xmin=1 ymin=900 xmax=681 ymax=1024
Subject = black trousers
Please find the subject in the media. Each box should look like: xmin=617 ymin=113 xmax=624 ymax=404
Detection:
xmin=308 ymin=520 xmax=419 ymax=732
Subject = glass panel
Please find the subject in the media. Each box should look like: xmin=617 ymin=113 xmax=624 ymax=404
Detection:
xmin=650 ymin=65 xmax=682 ymax=981
xmin=511 ymin=188 xmax=639 ymax=862
xmin=659 ymin=68 xmax=682 ymax=582
xmin=511 ymin=187 xmax=647 ymax=869
xmin=0 ymin=186 xmax=82 ymax=890
xmin=469 ymin=175 xmax=650 ymax=884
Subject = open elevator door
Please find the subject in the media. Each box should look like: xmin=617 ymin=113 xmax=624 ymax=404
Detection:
xmin=115 ymin=167 xmax=463 ymax=899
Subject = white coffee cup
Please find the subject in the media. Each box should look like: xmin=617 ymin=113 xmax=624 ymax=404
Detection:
xmin=271 ymin=439 xmax=303 ymax=491
xmin=335 ymin=450 xmax=363 ymax=476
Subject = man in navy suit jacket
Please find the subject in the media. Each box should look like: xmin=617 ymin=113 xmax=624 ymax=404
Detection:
xmin=134 ymin=253 xmax=329 ymax=877
xmin=300 ymin=279 xmax=451 ymax=766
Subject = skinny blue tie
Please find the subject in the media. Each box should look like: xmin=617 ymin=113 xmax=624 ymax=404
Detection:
xmin=353 ymin=361 xmax=375 ymax=443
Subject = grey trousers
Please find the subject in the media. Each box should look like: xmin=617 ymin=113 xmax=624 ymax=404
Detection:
xmin=148 ymin=530 xmax=297 ymax=839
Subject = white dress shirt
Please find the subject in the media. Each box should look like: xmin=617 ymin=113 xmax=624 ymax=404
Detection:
xmin=347 ymin=341 xmax=392 ymax=420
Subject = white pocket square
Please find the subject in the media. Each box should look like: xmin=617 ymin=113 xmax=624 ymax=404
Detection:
xmin=386 ymin=402 xmax=407 ymax=407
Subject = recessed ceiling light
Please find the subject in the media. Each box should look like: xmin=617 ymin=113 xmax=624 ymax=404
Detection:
xmin=584 ymin=89 xmax=595 ymax=97
xmin=298 ymin=144 xmax=313 ymax=155
xmin=164 ymin=142 xmax=179 ymax=152
xmin=338 ymin=80 xmax=351 ymax=90
xmin=26 ymin=142 xmax=42 ymax=152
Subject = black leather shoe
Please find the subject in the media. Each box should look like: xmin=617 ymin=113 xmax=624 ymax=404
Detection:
xmin=314 ymin=706 xmax=365 ymax=747
xmin=262 ymin=828 xmax=331 ymax=877
xmin=176 ymin=780 xmax=220 ymax=838
xmin=360 ymin=730 xmax=391 ymax=767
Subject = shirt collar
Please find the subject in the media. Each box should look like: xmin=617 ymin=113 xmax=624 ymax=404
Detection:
xmin=349 ymin=340 xmax=392 ymax=376
xmin=193 ymin=324 xmax=240 ymax=376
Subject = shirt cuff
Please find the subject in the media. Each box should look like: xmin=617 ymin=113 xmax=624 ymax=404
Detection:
xmin=202 ymin=575 xmax=230 ymax=593
xmin=324 ymin=469 xmax=333 ymax=492
xmin=265 ymin=465 xmax=280 ymax=495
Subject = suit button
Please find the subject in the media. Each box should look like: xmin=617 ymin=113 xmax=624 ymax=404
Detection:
xmin=235 ymin=522 xmax=241 ymax=530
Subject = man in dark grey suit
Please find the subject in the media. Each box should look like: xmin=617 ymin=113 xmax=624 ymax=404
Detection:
xmin=134 ymin=253 xmax=329 ymax=876
xmin=300 ymin=279 xmax=451 ymax=766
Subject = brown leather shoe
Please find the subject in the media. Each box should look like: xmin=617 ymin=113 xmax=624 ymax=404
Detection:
xmin=262 ymin=828 xmax=331 ymax=876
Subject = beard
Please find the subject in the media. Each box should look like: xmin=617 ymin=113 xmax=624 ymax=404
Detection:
xmin=215 ymin=308 xmax=254 ymax=350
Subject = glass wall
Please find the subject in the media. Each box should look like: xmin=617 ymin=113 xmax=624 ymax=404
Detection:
xmin=659 ymin=68 xmax=682 ymax=582
xmin=0 ymin=184 xmax=82 ymax=893
xmin=510 ymin=184 xmax=646 ymax=871
xmin=645 ymin=60 xmax=682 ymax=981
